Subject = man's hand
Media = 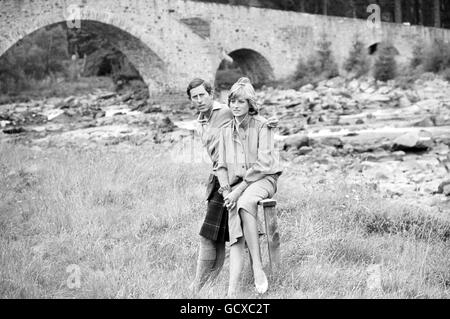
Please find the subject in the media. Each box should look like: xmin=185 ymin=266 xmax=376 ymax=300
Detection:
xmin=267 ymin=116 xmax=279 ymax=129
xmin=224 ymin=189 xmax=242 ymax=210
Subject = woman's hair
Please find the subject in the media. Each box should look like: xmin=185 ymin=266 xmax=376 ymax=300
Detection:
xmin=228 ymin=77 xmax=259 ymax=115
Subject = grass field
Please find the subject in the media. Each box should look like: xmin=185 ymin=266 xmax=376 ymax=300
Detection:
xmin=1 ymin=141 xmax=449 ymax=299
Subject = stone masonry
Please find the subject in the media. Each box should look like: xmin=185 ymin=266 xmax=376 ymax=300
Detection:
xmin=1 ymin=0 xmax=450 ymax=94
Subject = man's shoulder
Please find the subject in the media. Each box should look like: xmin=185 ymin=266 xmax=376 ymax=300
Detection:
xmin=212 ymin=101 xmax=233 ymax=123
xmin=251 ymin=115 xmax=269 ymax=127
xmin=213 ymin=101 xmax=230 ymax=113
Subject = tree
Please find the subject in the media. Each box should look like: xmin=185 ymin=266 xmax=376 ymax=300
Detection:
xmin=374 ymin=43 xmax=397 ymax=82
xmin=344 ymin=35 xmax=370 ymax=77
xmin=434 ymin=0 xmax=441 ymax=27
xmin=395 ymin=0 xmax=402 ymax=23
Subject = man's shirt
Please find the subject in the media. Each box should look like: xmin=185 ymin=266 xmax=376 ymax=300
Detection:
xmin=197 ymin=101 xmax=233 ymax=171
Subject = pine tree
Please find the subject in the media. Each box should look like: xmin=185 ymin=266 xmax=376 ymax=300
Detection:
xmin=374 ymin=43 xmax=397 ymax=82
xmin=344 ymin=35 xmax=369 ymax=77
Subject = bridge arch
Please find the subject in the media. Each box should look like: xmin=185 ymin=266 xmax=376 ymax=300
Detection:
xmin=214 ymin=48 xmax=275 ymax=90
xmin=0 ymin=14 xmax=169 ymax=94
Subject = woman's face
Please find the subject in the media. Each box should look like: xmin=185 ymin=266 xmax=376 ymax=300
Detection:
xmin=229 ymin=95 xmax=250 ymax=120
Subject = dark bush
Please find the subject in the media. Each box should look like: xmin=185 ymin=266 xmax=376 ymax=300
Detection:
xmin=292 ymin=33 xmax=339 ymax=88
xmin=344 ymin=35 xmax=370 ymax=78
xmin=374 ymin=43 xmax=397 ymax=82
xmin=422 ymin=39 xmax=450 ymax=73
xmin=0 ymin=24 xmax=70 ymax=94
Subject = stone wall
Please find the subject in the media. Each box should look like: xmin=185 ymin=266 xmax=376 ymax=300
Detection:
xmin=1 ymin=0 xmax=450 ymax=94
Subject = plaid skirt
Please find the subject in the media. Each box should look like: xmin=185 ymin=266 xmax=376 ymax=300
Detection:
xmin=199 ymin=174 xmax=229 ymax=243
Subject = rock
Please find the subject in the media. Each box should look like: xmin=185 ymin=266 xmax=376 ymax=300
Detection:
xmin=343 ymin=143 xmax=354 ymax=154
xmin=142 ymin=105 xmax=162 ymax=113
xmin=375 ymin=171 xmax=389 ymax=180
xmin=98 ymin=92 xmax=116 ymax=100
xmin=45 ymin=124 xmax=64 ymax=132
xmin=415 ymin=99 xmax=440 ymax=111
xmin=130 ymin=101 xmax=147 ymax=111
xmin=377 ymin=86 xmax=392 ymax=95
xmin=359 ymin=81 xmax=372 ymax=92
xmin=299 ymin=84 xmax=314 ymax=92
xmin=156 ymin=116 xmax=176 ymax=133
xmin=398 ymin=96 xmax=411 ymax=108
xmin=283 ymin=100 xmax=303 ymax=109
xmin=298 ymin=146 xmax=313 ymax=155
xmin=444 ymin=185 xmax=450 ymax=196
xmin=411 ymin=174 xmax=426 ymax=183
xmin=366 ymin=94 xmax=391 ymax=103
xmin=44 ymin=109 xmax=65 ymax=121
xmin=319 ymin=137 xmax=343 ymax=148
xmin=94 ymin=110 xmax=106 ymax=119
xmin=434 ymin=114 xmax=450 ymax=126
xmin=412 ymin=117 xmax=435 ymax=127
xmin=282 ymin=134 xmax=310 ymax=150
xmin=391 ymin=130 xmax=434 ymax=152
xmin=355 ymin=119 xmax=364 ymax=124
xmin=392 ymin=151 xmax=406 ymax=161
xmin=30 ymin=127 xmax=46 ymax=133
xmin=302 ymin=91 xmax=319 ymax=102
xmin=347 ymin=79 xmax=360 ymax=91
xmin=433 ymin=144 xmax=449 ymax=155
xmin=437 ymin=180 xmax=450 ymax=194
xmin=57 ymin=96 xmax=76 ymax=109
xmin=0 ymin=120 xmax=10 ymax=128
xmin=3 ymin=127 xmax=26 ymax=134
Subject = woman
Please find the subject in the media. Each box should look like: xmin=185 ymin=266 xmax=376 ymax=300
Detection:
xmin=216 ymin=77 xmax=282 ymax=297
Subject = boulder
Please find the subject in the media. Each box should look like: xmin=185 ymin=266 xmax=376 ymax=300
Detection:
xmin=298 ymin=146 xmax=313 ymax=155
xmin=3 ymin=127 xmax=26 ymax=134
xmin=319 ymin=136 xmax=343 ymax=148
xmin=301 ymin=91 xmax=319 ymax=102
xmin=437 ymin=180 xmax=450 ymax=194
xmin=412 ymin=117 xmax=435 ymax=127
xmin=391 ymin=130 xmax=434 ymax=152
xmin=156 ymin=116 xmax=176 ymax=133
xmin=444 ymin=185 xmax=450 ymax=196
xmin=415 ymin=99 xmax=440 ymax=111
xmin=282 ymin=134 xmax=310 ymax=150
xmin=398 ymin=96 xmax=411 ymax=108
xmin=299 ymin=84 xmax=314 ymax=92
xmin=98 ymin=92 xmax=116 ymax=100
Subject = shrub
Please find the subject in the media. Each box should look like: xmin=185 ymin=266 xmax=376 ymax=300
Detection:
xmin=422 ymin=39 xmax=450 ymax=73
xmin=292 ymin=33 xmax=339 ymax=88
xmin=410 ymin=39 xmax=425 ymax=69
xmin=374 ymin=43 xmax=397 ymax=82
xmin=443 ymin=68 xmax=450 ymax=82
xmin=215 ymin=68 xmax=243 ymax=90
xmin=0 ymin=24 xmax=70 ymax=94
xmin=344 ymin=35 xmax=370 ymax=78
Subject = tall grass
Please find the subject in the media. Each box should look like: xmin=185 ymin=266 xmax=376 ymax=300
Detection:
xmin=0 ymin=142 xmax=449 ymax=298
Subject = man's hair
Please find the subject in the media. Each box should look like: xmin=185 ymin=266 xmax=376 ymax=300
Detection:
xmin=186 ymin=78 xmax=213 ymax=99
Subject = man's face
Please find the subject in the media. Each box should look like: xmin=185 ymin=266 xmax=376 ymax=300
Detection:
xmin=189 ymin=85 xmax=213 ymax=113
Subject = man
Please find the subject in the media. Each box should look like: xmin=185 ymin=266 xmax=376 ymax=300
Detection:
xmin=186 ymin=78 xmax=277 ymax=293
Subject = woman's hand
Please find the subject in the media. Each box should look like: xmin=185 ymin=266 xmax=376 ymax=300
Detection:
xmin=267 ymin=116 xmax=279 ymax=129
xmin=223 ymin=189 xmax=241 ymax=210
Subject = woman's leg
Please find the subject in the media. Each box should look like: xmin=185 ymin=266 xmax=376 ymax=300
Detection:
xmin=240 ymin=208 xmax=268 ymax=293
xmin=227 ymin=237 xmax=245 ymax=297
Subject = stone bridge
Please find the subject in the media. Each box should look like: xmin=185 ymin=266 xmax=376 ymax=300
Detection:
xmin=1 ymin=0 xmax=450 ymax=95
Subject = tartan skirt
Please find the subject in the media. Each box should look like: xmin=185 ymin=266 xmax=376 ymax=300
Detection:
xmin=199 ymin=174 xmax=229 ymax=243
